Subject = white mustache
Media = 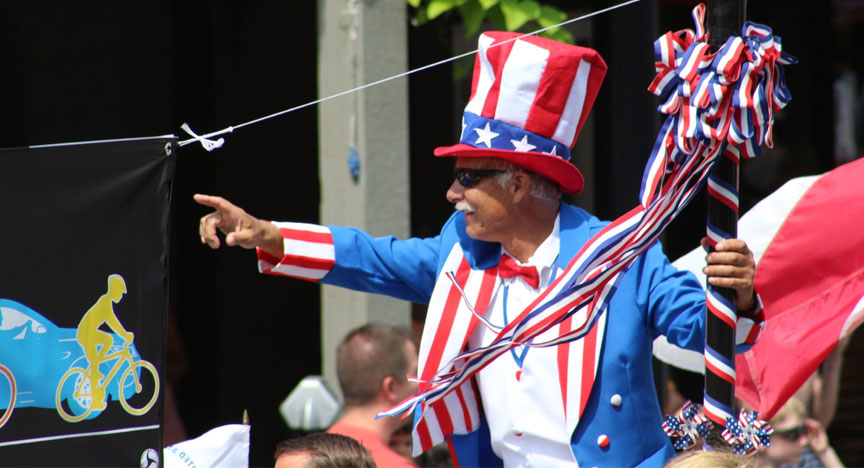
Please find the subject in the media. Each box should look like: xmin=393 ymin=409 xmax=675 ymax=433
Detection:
xmin=455 ymin=201 xmax=475 ymax=214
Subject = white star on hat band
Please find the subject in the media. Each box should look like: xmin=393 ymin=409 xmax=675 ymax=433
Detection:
xmin=460 ymin=112 xmax=570 ymax=159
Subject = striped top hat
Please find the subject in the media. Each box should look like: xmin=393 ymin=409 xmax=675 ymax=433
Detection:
xmin=435 ymin=31 xmax=607 ymax=194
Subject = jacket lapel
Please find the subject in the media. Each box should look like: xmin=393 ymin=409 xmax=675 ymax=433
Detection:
xmin=556 ymin=204 xmax=609 ymax=436
xmin=414 ymin=243 xmax=501 ymax=453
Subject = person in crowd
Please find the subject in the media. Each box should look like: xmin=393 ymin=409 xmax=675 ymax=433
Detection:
xmin=274 ymin=432 xmax=376 ymax=468
xmin=388 ymin=423 xmax=413 ymax=460
xmin=326 ymin=324 xmax=418 ymax=468
xmin=196 ymin=30 xmax=761 ymax=466
xmin=756 ymin=397 xmax=844 ymax=468
xmin=390 ymin=422 xmax=454 ymax=467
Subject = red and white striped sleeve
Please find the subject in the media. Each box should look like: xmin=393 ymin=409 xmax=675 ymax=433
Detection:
xmin=256 ymin=222 xmax=335 ymax=281
xmin=736 ymin=293 xmax=765 ymax=347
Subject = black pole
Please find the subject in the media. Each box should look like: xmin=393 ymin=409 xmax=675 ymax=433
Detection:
xmin=703 ymin=0 xmax=745 ymax=433
xmin=706 ymin=0 xmax=745 ymax=50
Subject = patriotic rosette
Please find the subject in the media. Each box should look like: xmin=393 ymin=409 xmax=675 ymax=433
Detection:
xmin=722 ymin=409 xmax=774 ymax=456
xmin=381 ymin=4 xmax=794 ymax=444
xmin=641 ymin=3 xmax=796 ymax=207
xmin=662 ymin=401 xmax=713 ymax=451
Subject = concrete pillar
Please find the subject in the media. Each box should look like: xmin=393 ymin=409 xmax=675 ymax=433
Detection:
xmin=316 ymin=0 xmax=411 ymax=393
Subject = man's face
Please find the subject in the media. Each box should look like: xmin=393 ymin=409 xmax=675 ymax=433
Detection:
xmin=396 ymin=339 xmax=419 ymax=401
xmin=389 ymin=430 xmax=413 ymax=459
xmin=446 ymin=157 xmax=516 ymax=243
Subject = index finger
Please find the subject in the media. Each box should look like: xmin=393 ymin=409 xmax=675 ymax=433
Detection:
xmin=193 ymin=194 xmax=231 ymax=211
xmin=714 ymin=238 xmax=748 ymax=253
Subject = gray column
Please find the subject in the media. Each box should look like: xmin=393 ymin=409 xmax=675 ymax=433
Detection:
xmin=317 ymin=0 xmax=411 ymax=392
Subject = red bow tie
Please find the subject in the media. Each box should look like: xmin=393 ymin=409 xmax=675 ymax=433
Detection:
xmin=498 ymin=254 xmax=540 ymax=289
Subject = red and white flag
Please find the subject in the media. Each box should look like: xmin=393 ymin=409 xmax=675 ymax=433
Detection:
xmin=654 ymin=157 xmax=864 ymax=419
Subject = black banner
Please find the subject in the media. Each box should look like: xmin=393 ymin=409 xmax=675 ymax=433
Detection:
xmin=0 ymin=136 xmax=174 ymax=466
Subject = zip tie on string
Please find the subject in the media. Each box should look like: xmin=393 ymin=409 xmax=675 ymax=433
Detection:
xmin=178 ymin=0 xmax=642 ymax=151
xmin=180 ymin=123 xmax=233 ymax=151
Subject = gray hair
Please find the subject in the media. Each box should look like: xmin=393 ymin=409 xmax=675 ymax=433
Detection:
xmin=497 ymin=169 xmax=562 ymax=206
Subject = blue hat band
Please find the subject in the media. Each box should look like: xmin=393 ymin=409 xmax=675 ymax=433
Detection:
xmin=459 ymin=112 xmax=570 ymax=160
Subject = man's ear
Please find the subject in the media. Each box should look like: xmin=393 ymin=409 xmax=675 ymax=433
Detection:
xmin=511 ymin=170 xmax=532 ymax=203
xmin=381 ymin=376 xmax=399 ymax=402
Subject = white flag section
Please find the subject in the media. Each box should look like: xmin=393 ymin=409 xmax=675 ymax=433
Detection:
xmin=164 ymin=424 xmax=250 ymax=468
xmin=653 ymin=174 xmax=820 ymax=373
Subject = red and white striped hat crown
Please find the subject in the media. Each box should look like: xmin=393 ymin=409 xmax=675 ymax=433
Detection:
xmin=435 ymin=31 xmax=607 ymax=194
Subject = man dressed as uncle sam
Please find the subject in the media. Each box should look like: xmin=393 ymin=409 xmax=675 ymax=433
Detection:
xmin=195 ymin=31 xmax=762 ymax=467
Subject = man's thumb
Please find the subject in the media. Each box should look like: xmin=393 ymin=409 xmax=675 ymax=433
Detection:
xmin=226 ymin=228 xmax=255 ymax=249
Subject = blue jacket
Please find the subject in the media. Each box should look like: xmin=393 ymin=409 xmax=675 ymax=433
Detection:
xmin=320 ymin=203 xmax=717 ymax=467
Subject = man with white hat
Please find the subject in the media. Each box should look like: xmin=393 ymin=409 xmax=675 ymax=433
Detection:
xmin=195 ymin=31 xmax=760 ymax=467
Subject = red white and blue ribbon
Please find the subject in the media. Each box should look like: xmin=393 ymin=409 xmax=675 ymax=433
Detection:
xmin=381 ymin=3 xmax=793 ymax=433
xmin=722 ymin=409 xmax=774 ymax=456
xmin=645 ymin=3 xmax=795 ymax=426
xmin=662 ymin=401 xmax=714 ymax=451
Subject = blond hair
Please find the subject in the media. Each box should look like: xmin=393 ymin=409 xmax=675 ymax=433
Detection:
xmin=664 ymin=450 xmax=756 ymax=468
xmin=770 ymin=396 xmax=806 ymax=425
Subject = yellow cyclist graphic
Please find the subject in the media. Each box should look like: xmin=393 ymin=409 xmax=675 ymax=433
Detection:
xmin=53 ymin=274 xmax=159 ymax=422
xmin=75 ymin=274 xmax=134 ymax=411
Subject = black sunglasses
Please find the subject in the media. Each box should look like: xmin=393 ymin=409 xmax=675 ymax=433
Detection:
xmin=773 ymin=424 xmax=805 ymax=441
xmin=453 ymin=168 xmax=515 ymax=187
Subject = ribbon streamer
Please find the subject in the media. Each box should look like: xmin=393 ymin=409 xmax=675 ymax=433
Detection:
xmin=645 ymin=2 xmax=797 ymax=426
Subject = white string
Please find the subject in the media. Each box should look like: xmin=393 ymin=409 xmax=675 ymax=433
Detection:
xmin=179 ymin=0 xmax=642 ymax=149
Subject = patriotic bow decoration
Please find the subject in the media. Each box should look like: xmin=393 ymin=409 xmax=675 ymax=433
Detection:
xmin=641 ymin=3 xmax=796 ymax=207
xmin=722 ymin=409 xmax=774 ymax=456
xmin=382 ymin=4 xmax=794 ymax=435
xmin=662 ymin=401 xmax=713 ymax=451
